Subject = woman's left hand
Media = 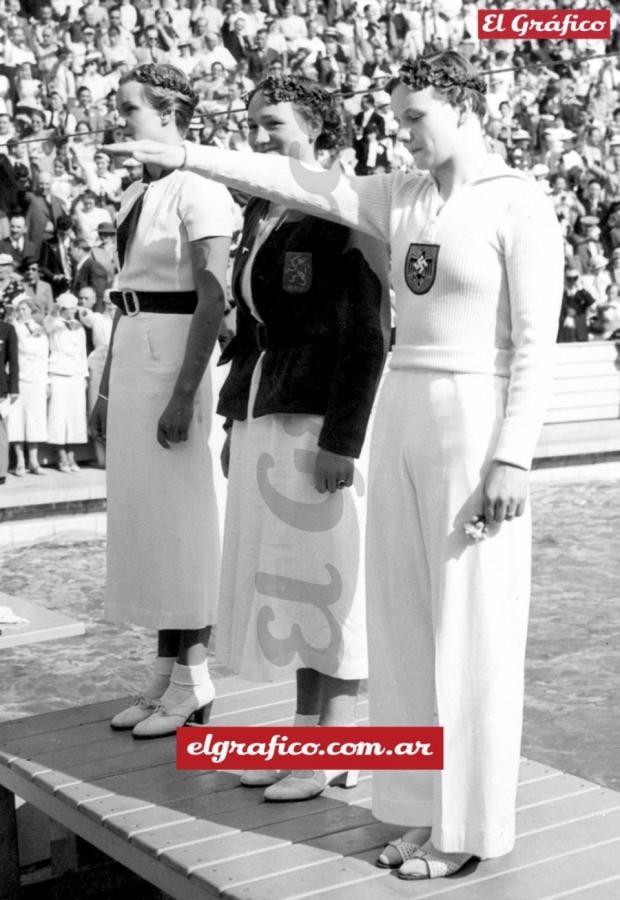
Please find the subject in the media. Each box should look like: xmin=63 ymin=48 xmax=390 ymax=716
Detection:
xmin=105 ymin=140 xmax=186 ymax=170
xmin=157 ymin=393 xmax=194 ymax=449
xmin=314 ymin=449 xmax=354 ymax=494
xmin=479 ymin=461 xmax=529 ymax=524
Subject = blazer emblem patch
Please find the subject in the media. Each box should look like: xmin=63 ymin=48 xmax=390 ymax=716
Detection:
xmin=283 ymin=252 xmax=312 ymax=294
xmin=404 ymin=243 xmax=439 ymax=295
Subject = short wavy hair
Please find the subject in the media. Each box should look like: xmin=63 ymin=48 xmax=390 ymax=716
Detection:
xmin=398 ymin=51 xmax=488 ymax=120
xmin=247 ymin=75 xmax=345 ymax=152
xmin=119 ymin=63 xmax=198 ymax=134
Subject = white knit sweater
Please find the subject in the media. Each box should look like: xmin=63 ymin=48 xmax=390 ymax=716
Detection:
xmin=185 ymin=145 xmax=564 ymax=469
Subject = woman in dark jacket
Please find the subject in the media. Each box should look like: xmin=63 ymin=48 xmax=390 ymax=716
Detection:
xmin=216 ymin=75 xmax=390 ymax=801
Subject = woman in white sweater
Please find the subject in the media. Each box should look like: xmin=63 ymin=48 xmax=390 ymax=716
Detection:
xmin=108 ymin=52 xmax=564 ymax=879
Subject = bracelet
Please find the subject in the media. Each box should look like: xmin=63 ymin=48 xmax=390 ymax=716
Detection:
xmin=180 ymin=142 xmax=188 ymax=170
xmin=98 ymin=392 xmax=108 ymax=401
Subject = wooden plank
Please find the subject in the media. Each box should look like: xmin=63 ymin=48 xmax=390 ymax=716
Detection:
xmin=0 ymin=784 xmax=19 ymax=900
xmin=160 ymin=831 xmax=291 ymax=876
xmin=515 ymin=771 xmax=600 ymax=809
xmin=93 ymin=766 xmax=239 ymax=804
xmin=50 ymin=738 xmax=178 ymax=781
xmin=105 ymin=806 xmax=192 ymax=839
xmin=517 ymin=788 xmax=620 ymax=835
xmin=222 ymin=856 xmax=383 ymax=900
xmin=0 ymin=763 xmax=214 ymax=900
xmin=191 ymin=844 xmax=339 ymax=895
xmin=258 ymin=806 xmax=377 ymax=844
xmin=174 ymin=784 xmax=282 ymax=819
xmin=405 ymin=837 xmax=620 ymax=899
xmin=542 ymin=877 xmax=620 ymax=899
xmin=308 ymin=821 xmax=401 ymax=857
xmin=0 ymin=699 xmax=133 ymax=742
xmin=132 ymin=817 xmax=239 ymax=857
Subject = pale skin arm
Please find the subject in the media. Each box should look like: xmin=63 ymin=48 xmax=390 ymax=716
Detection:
xmin=157 ymin=236 xmax=229 ymax=449
xmin=88 ymin=308 xmax=122 ymax=443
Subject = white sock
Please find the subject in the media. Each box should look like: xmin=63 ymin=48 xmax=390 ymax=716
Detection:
xmin=143 ymin=656 xmax=175 ymax=700
xmin=161 ymin=661 xmax=212 ymax=706
xmin=294 ymin=713 xmax=320 ymax=727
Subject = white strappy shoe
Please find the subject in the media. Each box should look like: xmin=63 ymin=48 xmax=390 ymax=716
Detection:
xmin=397 ymin=841 xmax=472 ymax=880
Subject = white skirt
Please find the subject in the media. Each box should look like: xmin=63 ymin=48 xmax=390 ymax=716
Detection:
xmin=105 ymin=312 xmax=220 ymax=630
xmin=8 ymin=380 xmax=48 ymax=443
xmin=47 ymin=375 xmax=88 ymax=445
xmin=216 ymin=358 xmax=369 ymax=682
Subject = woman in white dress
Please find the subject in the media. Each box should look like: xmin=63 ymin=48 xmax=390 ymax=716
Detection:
xmin=108 ymin=51 xmax=564 ymax=876
xmin=46 ymin=292 xmax=88 ymax=473
xmin=8 ymin=296 xmax=49 ymax=475
xmin=89 ymin=63 xmax=234 ymax=739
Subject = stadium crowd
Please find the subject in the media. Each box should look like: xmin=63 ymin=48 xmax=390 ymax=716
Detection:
xmin=1 ymin=0 xmax=620 ymax=479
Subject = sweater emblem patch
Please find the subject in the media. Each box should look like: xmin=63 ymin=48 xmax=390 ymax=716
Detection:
xmin=283 ymin=252 xmax=312 ymax=294
xmin=404 ymin=243 xmax=439 ymax=295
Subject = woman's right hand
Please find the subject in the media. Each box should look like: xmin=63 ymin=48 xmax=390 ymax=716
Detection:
xmin=221 ymin=432 xmax=231 ymax=479
xmin=88 ymin=396 xmax=108 ymax=443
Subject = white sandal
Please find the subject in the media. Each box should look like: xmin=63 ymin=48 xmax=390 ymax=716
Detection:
xmin=397 ymin=841 xmax=472 ymax=880
xmin=376 ymin=836 xmax=423 ymax=869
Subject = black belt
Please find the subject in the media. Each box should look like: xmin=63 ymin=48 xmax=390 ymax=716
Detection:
xmin=253 ymin=321 xmax=331 ymax=351
xmin=109 ymin=290 xmax=198 ymax=316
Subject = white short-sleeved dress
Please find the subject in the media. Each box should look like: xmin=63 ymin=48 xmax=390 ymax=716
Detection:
xmin=104 ymin=170 xmax=234 ymax=630
xmin=8 ymin=322 xmax=49 ymax=443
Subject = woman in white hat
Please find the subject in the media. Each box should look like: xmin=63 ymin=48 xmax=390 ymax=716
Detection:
xmin=45 ymin=291 xmax=89 ymax=472
xmin=8 ymin=295 xmax=49 ymax=475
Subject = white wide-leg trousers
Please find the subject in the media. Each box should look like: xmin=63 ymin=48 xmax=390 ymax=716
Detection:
xmin=367 ymin=369 xmax=531 ymax=859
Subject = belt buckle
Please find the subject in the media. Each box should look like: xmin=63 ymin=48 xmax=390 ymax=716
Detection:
xmin=122 ymin=289 xmax=140 ymax=317
xmin=255 ymin=323 xmax=267 ymax=351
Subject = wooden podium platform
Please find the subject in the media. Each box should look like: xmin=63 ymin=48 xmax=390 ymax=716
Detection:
xmin=1 ymin=676 xmax=620 ymax=900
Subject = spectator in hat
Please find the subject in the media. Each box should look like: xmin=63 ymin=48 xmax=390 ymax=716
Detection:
xmin=7 ymin=295 xmax=49 ymax=476
xmin=558 ymin=268 xmax=596 ymax=342
xmin=0 ymin=214 xmax=37 ymax=268
xmin=72 ymin=189 xmax=113 ymax=246
xmin=91 ymin=221 xmax=117 ymax=290
xmin=247 ymin=29 xmax=281 ymax=83
xmin=70 ymin=236 xmax=111 ymax=306
xmin=45 ymin=291 xmax=88 ymax=473
xmin=21 ymin=257 xmax=55 ymax=318
xmin=120 ymin=156 xmax=143 ymax=190
xmin=39 ymin=214 xmax=74 ymax=298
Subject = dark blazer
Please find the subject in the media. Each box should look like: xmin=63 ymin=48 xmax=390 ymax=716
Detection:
xmin=72 ymin=255 xmax=111 ymax=305
xmin=0 ymin=321 xmax=19 ymax=398
xmin=39 ymin=239 xmax=71 ymax=297
xmin=217 ymin=199 xmax=389 ymax=458
xmin=0 ymin=237 xmax=38 ymax=268
xmin=247 ymin=47 xmax=281 ymax=82
xmin=354 ymin=109 xmax=386 ymax=139
xmin=24 ymin=193 xmax=67 ymax=252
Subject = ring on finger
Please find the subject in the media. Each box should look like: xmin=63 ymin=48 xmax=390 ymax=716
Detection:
xmin=337 ymin=479 xmax=346 ymax=489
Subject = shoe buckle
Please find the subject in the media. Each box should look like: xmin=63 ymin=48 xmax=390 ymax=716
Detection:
xmin=121 ymin=289 xmax=140 ymax=317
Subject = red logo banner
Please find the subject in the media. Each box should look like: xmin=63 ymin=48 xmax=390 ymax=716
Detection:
xmin=176 ymin=726 xmax=443 ymax=770
xmin=478 ymin=9 xmax=611 ymax=41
